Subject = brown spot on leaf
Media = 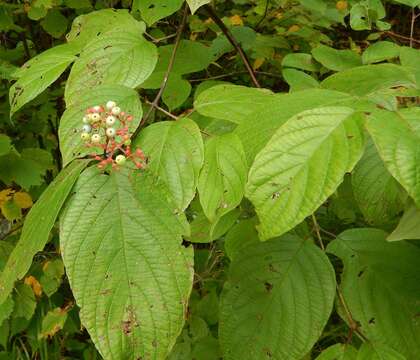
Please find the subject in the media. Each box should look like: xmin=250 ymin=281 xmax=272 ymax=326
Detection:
xmin=264 ymin=282 xmax=273 ymax=292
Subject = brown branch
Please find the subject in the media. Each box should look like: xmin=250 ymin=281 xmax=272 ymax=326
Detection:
xmin=383 ymin=30 xmax=420 ymax=45
xmin=133 ymin=4 xmax=188 ymax=139
xmin=203 ymin=4 xmax=261 ymax=88
xmin=144 ymin=100 xmax=178 ymax=120
xmin=410 ymin=9 xmax=420 ymax=48
xmin=189 ymin=70 xmax=283 ymax=82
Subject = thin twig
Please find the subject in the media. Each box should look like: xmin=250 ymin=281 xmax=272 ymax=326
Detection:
xmin=0 ymin=224 xmax=23 ymax=241
xmin=254 ymin=0 xmax=270 ymax=30
xmin=311 ymin=213 xmax=368 ymax=343
xmin=409 ymin=9 xmax=419 ymax=47
xmin=133 ymin=4 xmax=188 ymax=138
xmin=203 ymin=4 xmax=261 ymax=88
xmin=144 ymin=100 xmax=178 ymax=120
xmin=383 ymin=30 xmax=420 ymax=45
xmin=189 ymin=70 xmax=283 ymax=82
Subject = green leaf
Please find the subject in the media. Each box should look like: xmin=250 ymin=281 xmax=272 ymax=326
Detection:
xmin=246 ymin=107 xmax=364 ymax=240
xmin=220 ymin=235 xmax=336 ymax=360
xmin=12 ymin=283 xmax=36 ymax=320
xmin=187 ymin=0 xmax=210 ymax=14
xmin=234 ymin=89 xmax=367 ymax=165
xmin=362 ymin=41 xmax=400 ymax=64
xmin=133 ymin=117 xmax=204 ymax=211
xmin=224 ymin=218 xmax=259 ymax=260
xmin=282 ymin=53 xmax=320 ymax=72
xmin=40 ymin=308 xmax=68 ymax=338
xmin=357 ymin=343 xmax=406 ymax=360
xmin=327 ymin=228 xmax=420 ymax=359
xmin=198 ymin=133 xmax=247 ymax=222
xmin=400 ymin=46 xmax=420 ymax=85
xmin=66 ymin=9 xmax=145 ymax=50
xmin=60 ymin=167 xmax=194 ymax=359
xmin=9 ymin=43 xmax=78 ymax=116
xmin=41 ymin=9 xmax=68 ymax=38
xmin=312 ymin=45 xmax=362 ymax=71
xmin=366 ymin=108 xmax=420 ymax=207
xmin=194 ymin=84 xmax=274 ymax=124
xmin=387 ymin=202 xmax=420 ymax=241
xmin=132 ymin=0 xmax=183 ymax=25
xmin=315 ymin=344 xmax=358 ymax=359
xmin=352 ymin=138 xmax=406 ymax=226
xmin=0 ymin=148 xmax=53 ymax=190
xmin=59 ymin=85 xmax=142 ymax=166
xmin=39 ymin=259 xmax=65 ymax=297
xmin=0 ymin=297 xmax=13 ymax=325
xmin=0 ymin=160 xmax=88 ymax=306
xmin=391 ymin=0 xmax=420 ymax=7
xmin=282 ymin=68 xmax=320 ymax=92
xmin=321 ymin=64 xmax=416 ymax=96
xmin=65 ymin=31 xmax=157 ymax=105
xmin=0 ymin=134 xmax=12 ymax=156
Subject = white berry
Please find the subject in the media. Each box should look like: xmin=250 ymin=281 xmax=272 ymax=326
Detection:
xmin=106 ymin=101 xmax=116 ymax=110
xmin=106 ymin=115 xmax=116 ymax=126
xmin=115 ymin=155 xmax=126 ymax=165
xmin=106 ymin=127 xmax=116 ymax=138
xmin=111 ymin=106 xmax=121 ymax=115
xmin=91 ymin=113 xmax=101 ymax=122
xmin=82 ymin=116 xmax=89 ymax=124
xmin=81 ymin=132 xmax=90 ymax=141
xmin=93 ymin=105 xmax=101 ymax=112
xmin=91 ymin=134 xmax=101 ymax=143
xmin=82 ymin=124 xmax=91 ymax=133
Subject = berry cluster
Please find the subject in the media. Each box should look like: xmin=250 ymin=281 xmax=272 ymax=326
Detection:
xmin=80 ymin=100 xmax=146 ymax=170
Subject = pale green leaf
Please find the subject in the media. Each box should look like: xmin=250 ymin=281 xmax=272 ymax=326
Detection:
xmin=321 ymin=64 xmax=416 ymax=96
xmin=66 ymin=9 xmax=145 ymax=50
xmin=387 ymin=202 xmax=420 ymax=241
xmin=366 ymin=108 xmax=420 ymax=207
xmin=234 ymin=89 xmax=372 ymax=166
xmin=13 ymin=283 xmax=36 ymax=320
xmin=198 ymin=133 xmax=247 ymax=222
xmin=246 ymin=107 xmax=364 ymax=240
xmin=400 ymin=47 xmax=420 ymax=85
xmin=224 ymin=218 xmax=259 ymax=260
xmin=65 ymin=31 xmax=157 ymax=105
xmin=194 ymin=84 xmax=274 ymax=124
xmin=220 ymin=235 xmax=336 ymax=360
xmin=9 ymin=43 xmax=78 ymax=116
xmin=357 ymin=343 xmax=406 ymax=360
xmin=352 ymin=138 xmax=406 ymax=226
xmin=40 ymin=308 xmax=68 ymax=338
xmin=0 ymin=160 xmax=88 ymax=305
xmin=187 ymin=0 xmax=210 ymax=14
xmin=362 ymin=41 xmax=400 ymax=64
xmin=132 ymin=0 xmax=183 ymax=25
xmin=312 ymin=45 xmax=362 ymax=71
xmin=133 ymin=117 xmax=204 ymax=211
xmin=0 ymin=135 xmax=11 ymax=157
xmin=60 ymin=167 xmax=193 ymax=359
xmin=315 ymin=344 xmax=358 ymax=360
xmin=282 ymin=53 xmax=320 ymax=72
xmin=59 ymin=85 xmax=142 ymax=166
xmin=327 ymin=228 xmax=420 ymax=359
xmin=282 ymin=68 xmax=320 ymax=91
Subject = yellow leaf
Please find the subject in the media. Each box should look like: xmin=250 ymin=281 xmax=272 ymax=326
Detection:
xmin=24 ymin=276 xmax=43 ymax=297
xmin=190 ymin=32 xmax=198 ymax=41
xmin=14 ymin=192 xmax=33 ymax=209
xmin=1 ymin=200 xmax=21 ymax=222
xmin=0 ymin=189 xmax=14 ymax=207
xmin=229 ymin=14 xmax=243 ymax=26
xmin=253 ymin=58 xmax=265 ymax=70
xmin=204 ymin=18 xmax=213 ymax=25
xmin=274 ymin=11 xmax=283 ymax=20
xmin=288 ymin=25 xmax=300 ymax=33
xmin=336 ymin=0 xmax=348 ymax=10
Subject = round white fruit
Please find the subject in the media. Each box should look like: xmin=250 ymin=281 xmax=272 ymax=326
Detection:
xmin=106 ymin=115 xmax=116 ymax=126
xmin=115 ymin=154 xmax=126 ymax=165
xmin=106 ymin=127 xmax=116 ymax=138
xmin=81 ymin=132 xmax=90 ymax=141
xmin=91 ymin=113 xmax=101 ymax=122
xmin=91 ymin=134 xmax=101 ymax=143
xmin=82 ymin=124 xmax=92 ymax=133
xmin=106 ymin=100 xmax=116 ymax=110
xmin=111 ymin=106 xmax=121 ymax=115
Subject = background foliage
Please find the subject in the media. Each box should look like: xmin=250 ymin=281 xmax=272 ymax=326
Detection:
xmin=0 ymin=0 xmax=419 ymax=359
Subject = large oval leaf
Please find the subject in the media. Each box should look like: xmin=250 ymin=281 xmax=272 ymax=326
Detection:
xmin=246 ymin=107 xmax=364 ymax=240
xmin=9 ymin=43 xmax=78 ymax=116
xmin=194 ymin=84 xmax=274 ymax=124
xmin=327 ymin=228 xmax=420 ymax=359
xmin=198 ymin=133 xmax=247 ymax=222
xmin=58 ymin=85 xmax=142 ymax=166
xmin=133 ymin=118 xmax=204 ymax=211
xmin=65 ymin=31 xmax=157 ymax=105
xmin=0 ymin=160 xmax=88 ymax=305
xmin=352 ymin=138 xmax=406 ymax=226
xmin=219 ymin=235 xmax=336 ymax=360
xmin=366 ymin=108 xmax=420 ymax=207
xmin=60 ymin=167 xmax=194 ymax=359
